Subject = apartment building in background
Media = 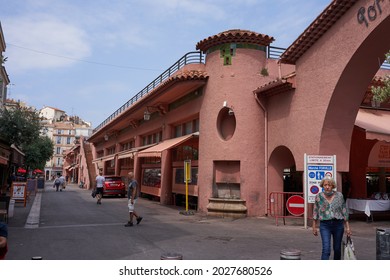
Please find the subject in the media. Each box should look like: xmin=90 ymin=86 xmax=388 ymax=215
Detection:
xmin=39 ymin=106 xmax=92 ymax=180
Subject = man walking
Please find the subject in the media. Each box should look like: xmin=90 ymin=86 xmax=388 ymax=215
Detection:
xmin=125 ymin=172 xmax=142 ymax=227
xmin=95 ymin=171 xmax=105 ymax=205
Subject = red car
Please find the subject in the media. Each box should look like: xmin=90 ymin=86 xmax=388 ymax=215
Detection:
xmin=102 ymin=176 xmax=126 ymax=197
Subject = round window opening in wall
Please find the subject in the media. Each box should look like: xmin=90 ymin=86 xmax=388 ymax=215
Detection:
xmin=217 ymin=107 xmax=236 ymax=141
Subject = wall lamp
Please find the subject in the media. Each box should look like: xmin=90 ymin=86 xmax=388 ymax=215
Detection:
xmin=144 ymin=104 xmax=168 ymax=121
xmin=144 ymin=108 xmax=153 ymax=121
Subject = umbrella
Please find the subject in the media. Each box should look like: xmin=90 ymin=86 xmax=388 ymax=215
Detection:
xmin=34 ymin=169 xmax=43 ymax=173
xmin=17 ymin=167 xmax=26 ymax=173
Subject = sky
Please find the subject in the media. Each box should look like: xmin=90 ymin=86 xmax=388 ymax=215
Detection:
xmin=1 ymin=0 xmax=331 ymax=128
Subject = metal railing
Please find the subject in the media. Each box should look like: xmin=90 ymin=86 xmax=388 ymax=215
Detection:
xmin=267 ymin=46 xmax=286 ymax=59
xmin=93 ymin=51 xmax=205 ymax=133
xmin=94 ymin=46 xmax=390 ymax=133
xmin=268 ymin=191 xmax=305 ymax=226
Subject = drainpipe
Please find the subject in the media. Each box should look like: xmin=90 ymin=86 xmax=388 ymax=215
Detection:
xmin=254 ymin=93 xmax=268 ymax=216
xmin=277 ymin=60 xmax=282 ymax=79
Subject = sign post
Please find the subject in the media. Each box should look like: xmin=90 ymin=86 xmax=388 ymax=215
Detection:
xmin=180 ymin=160 xmax=194 ymax=215
xmin=286 ymin=195 xmax=305 ymax=216
xmin=304 ymin=154 xmax=336 ymax=228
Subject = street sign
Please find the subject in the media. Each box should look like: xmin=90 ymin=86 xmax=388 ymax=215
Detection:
xmin=286 ymin=195 xmax=304 ymax=216
xmin=305 ymin=155 xmax=336 ymax=203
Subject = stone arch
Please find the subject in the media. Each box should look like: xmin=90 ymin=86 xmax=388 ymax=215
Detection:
xmin=320 ymin=10 xmax=390 ymax=171
xmin=268 ymin=145 xmax=297 ymax=195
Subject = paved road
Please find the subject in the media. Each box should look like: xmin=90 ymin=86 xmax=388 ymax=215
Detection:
xmin=5 ymin=183 xmax=389 ymax=260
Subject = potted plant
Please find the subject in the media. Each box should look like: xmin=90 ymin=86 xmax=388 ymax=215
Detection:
xmin=371 ymin=52 xmax=390 ymax=108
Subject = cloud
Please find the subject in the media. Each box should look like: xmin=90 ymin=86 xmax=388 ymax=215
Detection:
xmin=4 ymin=15 xmax=91 ymax=72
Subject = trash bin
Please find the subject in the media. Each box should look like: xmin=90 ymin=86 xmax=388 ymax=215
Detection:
xmin=376 ymin=228 xmax=390 ymax=260
xmin=280 ymin=249 xmax=301 ymax=260
xmin=160 ymin=252 xmax=183 ymax=260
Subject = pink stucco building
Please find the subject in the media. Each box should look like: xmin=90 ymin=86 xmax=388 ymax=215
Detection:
xmin=68 ymin=0 xmax=390 ymax=218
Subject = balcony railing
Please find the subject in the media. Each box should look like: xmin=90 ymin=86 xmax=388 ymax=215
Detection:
xmin=93 ymin=46 xmax=390 ymax=133
xmin=93 ymin=51 xmax=205 ymax=133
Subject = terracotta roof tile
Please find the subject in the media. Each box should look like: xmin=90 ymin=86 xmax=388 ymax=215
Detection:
xmin=254 ymin=73 xmax=296 ymax=97
xmin=147 ymin=69 xmax=208 ymax=94
xmin=196 ymin=29 xmax=274 ymax=53
xmin=280 ymin=0 xmax=358 ymax=64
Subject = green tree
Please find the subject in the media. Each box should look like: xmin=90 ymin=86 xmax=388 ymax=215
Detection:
xmin=0 ymin=106 xmax=41 ymax=148
xmin=23 ymin=136 xmax=54 ymax=170
xmin=0 ymin=105 xmax=54 ymax=170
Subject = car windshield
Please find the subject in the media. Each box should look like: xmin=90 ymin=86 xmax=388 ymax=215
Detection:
xmin=105 ymin=177 xmax=122 ymax=182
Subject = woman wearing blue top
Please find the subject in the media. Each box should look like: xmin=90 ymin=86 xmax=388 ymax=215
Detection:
xmin=312 ymin=176 xmax=352 ymax=260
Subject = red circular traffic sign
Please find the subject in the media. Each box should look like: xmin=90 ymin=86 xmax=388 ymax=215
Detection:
xmin=286 ymin=195 xmax=305 ymax=216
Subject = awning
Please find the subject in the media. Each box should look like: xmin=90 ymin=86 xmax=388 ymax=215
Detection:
xmin=355 ymin=109 xmax=390 ymax=142
xmin=92 ymin=154 xmax=116 ymax=163
xmin=138 ymin=132 xmax=199 ymax=158
xmin=117 ymin=143 xmax=157 ymax=159
xmin=118 ymin=150 xmax=135 ymax=160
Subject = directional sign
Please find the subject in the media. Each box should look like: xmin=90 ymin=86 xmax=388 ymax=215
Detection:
xmin=286 ymin=195 xmax=305 ymax=216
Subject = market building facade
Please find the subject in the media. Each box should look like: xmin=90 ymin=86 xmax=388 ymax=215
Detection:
xmin=82 ymin=0 xmax=389 ymax=217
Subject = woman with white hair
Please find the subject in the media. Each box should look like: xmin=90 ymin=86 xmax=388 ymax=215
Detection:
xmin=312 ymin=176 xmax=352 ymax=260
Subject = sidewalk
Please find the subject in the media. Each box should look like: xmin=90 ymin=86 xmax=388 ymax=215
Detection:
xmin=6 ymin=183 xmax=389 ymax=260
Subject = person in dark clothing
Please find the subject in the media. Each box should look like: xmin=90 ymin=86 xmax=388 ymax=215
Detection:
xmin=0 ymin=222 xmax=8 ymax=260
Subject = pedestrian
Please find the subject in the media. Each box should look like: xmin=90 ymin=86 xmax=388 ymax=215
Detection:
xmin=95 ymin=171 xmax=105 ymax=205
xmin=59 ymin=175 xmax=66 ymax=191
xmin=124 ymin=172 xmax=142 ymax=227
xmin=312 ymin=176 xmax=352 ymax=260
xmin=0 ymin=222 xmax=8 ymax=260
xmin=53 ymin=175 xmax=61 ymax=192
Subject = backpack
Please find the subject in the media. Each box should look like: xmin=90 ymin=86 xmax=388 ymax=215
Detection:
xmin=55 ymin=178 xmax=61 ymax=186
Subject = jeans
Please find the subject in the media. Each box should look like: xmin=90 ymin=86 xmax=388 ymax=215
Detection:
xmin=319 ymin=219 xmax=344 ymax=260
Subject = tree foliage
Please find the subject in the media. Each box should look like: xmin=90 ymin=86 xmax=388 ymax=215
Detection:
xmin=0 ymin=106 xmax=54 ymax=170
xmin=371 ymin=51 xmax=390 ymax=102
xmin=0 ymin=106 xmax=42 ymax=148
xmin=23 ymin=136 xmax=54 ymax=170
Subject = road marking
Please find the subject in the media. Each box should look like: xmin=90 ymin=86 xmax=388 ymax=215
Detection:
xmin=24 ymin=191 xmax=42 ymax=229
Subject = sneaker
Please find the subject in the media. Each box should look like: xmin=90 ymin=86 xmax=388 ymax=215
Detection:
xmin=136 ymin=217 xmax=143 ymax=225
xmin=124 ymin=222 xmax=133 ymax=227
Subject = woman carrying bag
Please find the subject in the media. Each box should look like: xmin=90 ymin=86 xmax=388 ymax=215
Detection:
xmin=312 ymin=176 xmax=352 ymax=260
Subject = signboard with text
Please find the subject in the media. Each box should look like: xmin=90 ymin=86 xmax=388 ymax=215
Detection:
xmin=305 ymin=155 xmax=336 ymax=203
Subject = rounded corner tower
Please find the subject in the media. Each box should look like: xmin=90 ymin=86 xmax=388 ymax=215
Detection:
xmin=196 ymin=29 xmax=274 ymax=217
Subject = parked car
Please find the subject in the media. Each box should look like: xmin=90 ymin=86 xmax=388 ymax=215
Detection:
xmin=102 ymin=176 xmax=126 ymax=197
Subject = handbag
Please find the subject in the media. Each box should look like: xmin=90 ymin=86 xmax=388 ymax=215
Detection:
xmin=91 ymin=189 xmax=96 ymax=198
xmin=343 ymin=236 xmax=357 ymax=260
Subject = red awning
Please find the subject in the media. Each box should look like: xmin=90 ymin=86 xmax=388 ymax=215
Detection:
xmin=17 ymin=167 xmax=26 ymax=173
xmin=34 ymin=169 xmax=43 ymax=173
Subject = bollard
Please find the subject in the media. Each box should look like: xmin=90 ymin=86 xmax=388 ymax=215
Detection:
xmin=31 ymin=256 xmax=43 ymax=260
xmin=8 ymin=199 xmax=15 ymax=218
xmin=280 ymin=249 xmax=301 ymax=260
xmin=376 ymin=228 xmax=390 ymax=260
xmin=160 ymin=252 xmax=183 ymax=260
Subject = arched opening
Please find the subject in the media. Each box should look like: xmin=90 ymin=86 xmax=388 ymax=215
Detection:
xmin=268 ymin=146 xmax=300 ymax=194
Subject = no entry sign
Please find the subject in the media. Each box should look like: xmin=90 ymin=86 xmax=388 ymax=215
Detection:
xmin=286 ymin=195 xmax=304 ymax=216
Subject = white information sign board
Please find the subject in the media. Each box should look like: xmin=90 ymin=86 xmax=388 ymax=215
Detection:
xmin=304 ymin=154 xmax=336 ymax=229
